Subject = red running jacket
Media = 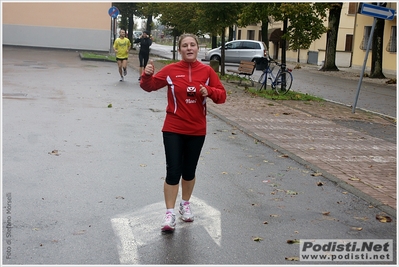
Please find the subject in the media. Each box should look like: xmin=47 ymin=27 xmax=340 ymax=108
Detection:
xmin=140 ymin=60 xmax=226 ymax=135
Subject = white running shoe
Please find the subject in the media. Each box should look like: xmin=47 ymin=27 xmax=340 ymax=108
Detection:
xmin=179 ymin=201 xmax=194 ymax=222
xmin=161 ymin=212 xmax=176 ymax=232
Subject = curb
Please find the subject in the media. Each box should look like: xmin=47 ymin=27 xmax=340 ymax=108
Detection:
xmin=79 ymin=53 xmax=116 ymax=63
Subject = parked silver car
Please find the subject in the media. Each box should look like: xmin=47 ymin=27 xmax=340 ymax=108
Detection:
xmin=204 ymin=40 xmax=268 ymax=64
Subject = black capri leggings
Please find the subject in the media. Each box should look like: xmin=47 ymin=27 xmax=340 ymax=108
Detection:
xmin=138 ymin=51 xmax=149 ymax=68
xmin=163 ymin=132 xmax=206 ymax=185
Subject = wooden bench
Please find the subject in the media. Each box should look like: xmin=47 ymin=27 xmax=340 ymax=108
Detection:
xmin=226 ymin=61 xmax=256 ymax=86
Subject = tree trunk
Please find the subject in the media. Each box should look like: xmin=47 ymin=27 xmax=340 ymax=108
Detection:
xmin=297 ymin=49 xmax=300 ymax=63
xmin=220 ymin=30 xmax=226 ymax=76
xmin=172 ymin=32 xmax=178 ymax=61
xmin=228 ymin=27 xmax=234 ymax=42
xmin=281 ymin=19 xmax=287 ymax=70
xmin=261 ymin=19 xmax=269 ymax=50
xmin=146 ymin=14 xmax=152 ymax=33
xmin=320 ymin=3 xmax=342 ymax=72
xmin=370 ymin=18 xmax=386 ymax=78
xmin=211 ymin=36 xmax=217 ymax=49
xmin=128 ymin=14 xmax=133 ymax=47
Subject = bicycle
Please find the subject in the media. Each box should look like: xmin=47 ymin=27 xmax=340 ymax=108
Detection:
xmin=257 ymin=57 xmax=293 ymax=95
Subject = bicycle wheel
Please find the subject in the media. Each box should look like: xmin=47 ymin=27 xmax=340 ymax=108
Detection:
xmin=274 ymin=71 xmax=293 ymax=95
xmin=257 ymin=71 xmax=267 ymax=90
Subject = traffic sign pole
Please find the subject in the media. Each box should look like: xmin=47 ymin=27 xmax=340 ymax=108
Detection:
xmin=108 ymin=6 xmax=120 ymax=54
xmin=110 ymin=17 xmax=114 ymax=54
xmin=352 ymin=17 xmax=377 ymax=113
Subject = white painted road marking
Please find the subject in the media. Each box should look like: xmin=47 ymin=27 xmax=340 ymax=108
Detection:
xmin=111 ymin=195 xmax=221 ymax=264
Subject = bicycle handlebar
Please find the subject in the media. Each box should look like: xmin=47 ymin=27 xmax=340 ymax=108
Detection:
xmin=264 ymin=57 xmax=292 ymax=72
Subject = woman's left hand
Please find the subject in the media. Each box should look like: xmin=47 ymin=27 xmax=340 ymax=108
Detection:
xmin=199 ymin=85 xmax=208 ymax=97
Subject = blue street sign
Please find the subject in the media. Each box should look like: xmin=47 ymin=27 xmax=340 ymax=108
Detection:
xmin=359 ymin=3 xmax=395 ymax=20
xmin=108 ymin=6 xmax=119 ymax=18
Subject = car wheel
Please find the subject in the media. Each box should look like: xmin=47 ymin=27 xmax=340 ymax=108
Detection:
xmin=210 ymin=55 xmax=221 ymax=64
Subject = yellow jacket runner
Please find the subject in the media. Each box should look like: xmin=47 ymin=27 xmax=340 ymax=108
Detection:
xmin=113 ymin=37 xmax=131 ymax=59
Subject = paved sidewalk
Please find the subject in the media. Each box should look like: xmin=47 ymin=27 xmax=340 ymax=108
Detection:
xmin=127 ymin=51 xmax=397 ymax=217
xmin=207 ymin=85 xmax=396 ymax=216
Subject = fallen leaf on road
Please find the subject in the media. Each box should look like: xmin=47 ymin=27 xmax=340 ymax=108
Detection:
xmin=322 ymin=211 xmax=330 ymax=216
xmin=287 ymin=239 xmax=300 ymax=244
xmin=48 ymin=150 xmax=60 ymax=156
xmin=311 ymin=172 xmax=322 ymax=177
xmin=316 ymin=181 xmax=324 ymax=186
xmin=376 ymin=214 xmax=392 ymax=223
xmin=349 ymin=177 xmax=360 ymax=181
xmin=285 ymin=257 xmax=299 ymax=261
xmin=351 ymin=227 xmax=363 ymax=231
xmin=270 ymin=214 xmax=279 ymax=217
xmin=354 ymin=216 xmax=368 ymax=221
xmin=286 ymin=190 xmax=298 ymax=195
xmin=73 ymin=230 xmax=86 ymax=235
xmin=252 ymin=236 xmax=263 ymax=242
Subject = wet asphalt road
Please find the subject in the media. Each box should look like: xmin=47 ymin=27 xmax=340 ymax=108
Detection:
xmin=2 ymin=46 xmax=396 ymax=265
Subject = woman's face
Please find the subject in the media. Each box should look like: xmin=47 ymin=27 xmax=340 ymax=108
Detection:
xmin=179 ymin=37 xmax=198 ymax=63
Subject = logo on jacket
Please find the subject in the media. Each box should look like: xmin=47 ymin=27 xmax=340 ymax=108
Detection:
xmin=187 ymin=86 xmax=196 ymax=97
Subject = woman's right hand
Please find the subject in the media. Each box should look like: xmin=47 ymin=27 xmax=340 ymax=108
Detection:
xmin=144 ymin=60 xmax=154 ymax=75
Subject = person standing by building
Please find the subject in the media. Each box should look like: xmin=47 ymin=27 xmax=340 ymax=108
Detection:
xmin=113 ymin=29 xmax=131 ymax=82
xmin=140 ymin=33 xmax=226 ymax=232
xmin=134 ymin=30 xmax=152 ymax=80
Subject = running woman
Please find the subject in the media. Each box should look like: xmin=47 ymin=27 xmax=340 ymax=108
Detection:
xmin=140 ymin=33 xmax=226 ymax=232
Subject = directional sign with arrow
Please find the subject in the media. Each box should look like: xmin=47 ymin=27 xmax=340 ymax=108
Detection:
xmin=358 ymin=3 xmax=395 ymax=20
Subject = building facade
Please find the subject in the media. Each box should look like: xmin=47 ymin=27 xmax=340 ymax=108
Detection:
xmin=3 ymin=2 xmax=112 ymax=52
xmin=352 ymin=2 xmax=397 ymax=76
xmin=233 ymin=3 xmax=396 ymax=75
